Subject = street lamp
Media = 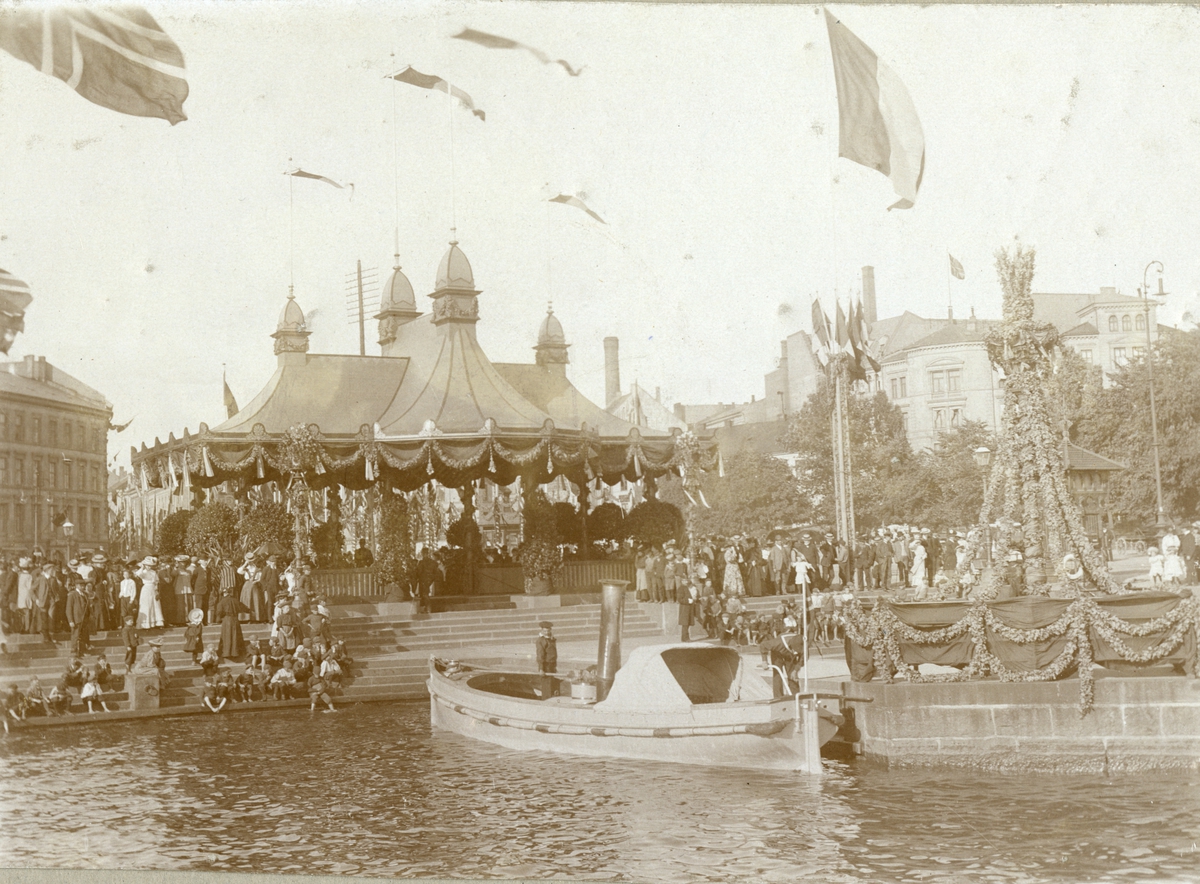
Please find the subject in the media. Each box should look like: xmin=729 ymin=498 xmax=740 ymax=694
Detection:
xmin=972 ymin=446 xmax=992 ymax=565
xmin=1139 ymin=261 xmax=1168 ymax=528
xmin=62 ymin=519 xmax=74 ymax=565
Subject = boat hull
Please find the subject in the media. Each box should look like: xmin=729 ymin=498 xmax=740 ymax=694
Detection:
xmin=428 ymin=662 xmax=840 ymax=772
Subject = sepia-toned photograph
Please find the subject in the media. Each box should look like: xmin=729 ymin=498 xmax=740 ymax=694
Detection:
xmin=1 ymin=1 xmax=1199 ymax=881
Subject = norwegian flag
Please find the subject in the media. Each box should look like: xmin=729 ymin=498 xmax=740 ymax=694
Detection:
xmin=388 ymin=65 xmax=485 ymax=121
xmin=0 ymin=5 xmax=188 ymax=124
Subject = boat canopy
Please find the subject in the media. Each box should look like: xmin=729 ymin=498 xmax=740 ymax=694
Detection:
xmin=594 ymin=644 xmax=773 ymax=713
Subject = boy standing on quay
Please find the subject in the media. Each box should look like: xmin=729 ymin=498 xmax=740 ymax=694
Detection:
xmin=536 ymin=621 xmax=557 ymax=697
xmin=120 ymin=615 xmax=139 ymax=671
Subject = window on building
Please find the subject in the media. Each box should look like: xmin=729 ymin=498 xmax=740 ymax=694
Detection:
xmin=1108 ymin=315 xmax=1119 ymax=332
xmin=0 ymin=412 xmax=6 ymax=442
xmin=1081 ymin=349 xmax=1093 ymax=364
xmin=48 ymin=420 xmax=57 ymax=445
xmin=32 ymin=416 xmax=40 ymax=445
xmin=901 ymin=412 xmax=908 ymax=434
xmin=1133 ymin=346 xmax=1146 ymax=360
xmin=1113 ymin=347 xmax=1127 ymax=364
xmin=64 ymin=422 xmax=72 ymax=449
xmin=934 ymin=409 xmax=946 ymax=430
xmin=891 ymin=377 xmax=908 ymax=399
xmin=930 ymin=372 xmax=945 ymax=394
xmin=15 ymin=503 xmax=24 ymax=535
xmin=15 ymin=458 xmax=24 ymax=487
xmin=13 ymin=412 xmax=23 ymax=443
xmin=1122 ymin=315 xmax=1132 ymax=332
xmin=1135 ymin=314 xmax=1146 ymax=331
xmin=947 ymin=369 xmax=962 ymax=393
xmin=92 ymin=506 xmax=101 ymax=536
xmin=33 ymin=458 xmax=42 ymax=489
xmin=48 ymin=461 xmax=56 ymax=489
xmin=0 ymin=457 xmax=6 ymax=486
xmin=951 ymin=408 xmax=963 ymax=427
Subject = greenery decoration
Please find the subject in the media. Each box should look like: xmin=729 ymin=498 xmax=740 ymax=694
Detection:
xmin=184 ymin=502 xmax=238 ymax=560
xmin=155 ymin=509 xmax=194 ymax=558
xmin=236 ymin=502 xmax=295 ymax=558
xmin=625 ymin=499 xmax=685 ymax=548
xmin=373 ymin=491 xmax=414 ymax=593
xmin=588 ymin=503 xmax=627 ymax=544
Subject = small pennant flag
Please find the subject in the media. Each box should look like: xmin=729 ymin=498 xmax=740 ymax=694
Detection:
xmin=287 ymin=168 xmax=354 ymax=198
xmin=108 ymin=416 xmax=135 ymax=433
xmin=0 ymin=6 xmax=188 ymax=124
xmin=825 ymin=10 xmax=924 ymax=210
xmin=549 ymin=193 xmax=606 ymax=225
xmin=388 ymin=65 xmax=485 ymax=121
xmin=835 ymin=301 xmax=854 ymax=356
xmin=949 ymin=254 xmax=965 ymax=280
xmin=0 ymin=268 xmax=33 ymax=355
xmin=810 ymin=299 xmax=832 ymax=367
xmin=852 ymin=299 xmax=881 ymax=373
xmin=452 ymin=28 xmax=583 ymax=77
xmin=223 ymin=372 xmax=239 ymax=419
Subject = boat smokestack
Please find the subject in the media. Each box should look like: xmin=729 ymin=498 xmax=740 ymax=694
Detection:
xmin=596 ymin=579 xmax=628 ymax=701
xmin=603 ymin=336 xmax=620 ymax=408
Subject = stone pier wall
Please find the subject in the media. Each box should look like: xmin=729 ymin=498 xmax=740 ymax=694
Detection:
xmin=843 ymin=676 xmax=1200 ymax=774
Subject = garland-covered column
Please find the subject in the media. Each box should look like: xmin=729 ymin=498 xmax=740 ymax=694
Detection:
xmin=971 ymin=245 xmax=1119 ymax=597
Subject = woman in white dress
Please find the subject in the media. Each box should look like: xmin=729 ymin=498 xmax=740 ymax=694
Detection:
xmin=722 ymin=545 xmax=745 ymax=597
xmin=1161 ymin=531 xmax=1187 ymax=585
xmin=910 ymin=542 xmax=929 ymax=598
xmin=136 ymin=558 xmax=164 ymax=629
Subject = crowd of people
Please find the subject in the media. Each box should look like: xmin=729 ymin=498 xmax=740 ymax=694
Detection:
xmin=0 ymin=546 xmax=356 ymax=722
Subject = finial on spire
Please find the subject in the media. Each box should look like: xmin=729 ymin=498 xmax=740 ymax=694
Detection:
xmin=288 ymin=284 xmax=295 ymax=301
xmin=547 ymin=300 xmax=554 ymax=314
xmin=450 ymin=226 xmax=457 ymax=246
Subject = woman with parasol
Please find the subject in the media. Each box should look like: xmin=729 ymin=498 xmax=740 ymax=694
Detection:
xmin=215 ymin=588 xmax=251 ymax=661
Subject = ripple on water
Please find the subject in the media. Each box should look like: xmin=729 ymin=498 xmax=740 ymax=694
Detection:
xmin=1 ymin=703 xmax=1198 ymax=881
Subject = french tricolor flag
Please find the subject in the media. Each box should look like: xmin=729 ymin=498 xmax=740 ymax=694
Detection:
xmin=825 ymin=10 xmax=925 ymax=210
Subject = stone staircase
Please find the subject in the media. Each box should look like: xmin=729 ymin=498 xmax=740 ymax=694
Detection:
xmin=0 ymin=598 xmax=668 ymax=720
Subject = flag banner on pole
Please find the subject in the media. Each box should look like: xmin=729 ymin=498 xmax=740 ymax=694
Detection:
xmin=549 ymin=193 xmax=606 ymax=224
xmin=388 ymin=65 xmax=485 ymax=121
xmin=810 ymin=299 xmax=832 ymax=366
xmin=949 ymin=253 xmax=965 ymax=280
xmin=825 ymin=10 xmax=924 ymax=210
xmin=852 ymin=299 xmax=881 ymax=373
xmin=835 ymin=301 xmax=854 ymax=356
xmin=452 ymin=28 xmax=583 ymax=77
xmin=223 ymin=374 xmax=239 ymax=419
xmin=287 ymin=168 xmax=354 ymax=198
xmin=0 ymin=6 xmax=188 ymax=124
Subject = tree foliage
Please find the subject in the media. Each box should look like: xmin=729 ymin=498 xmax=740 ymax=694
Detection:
xmin=892 ymin=421 xmax=996 ymax=530
xmin=625 ymin=499 xmax=685 ymax=547
xmin=446 ymin=512 xmax=482 ymax=551
xmin=787 ymin=380 xmax=913 ymax=530
xmin=236 ymin=502 xmax=295 ymax=556
xmin=373 ymin=492 xmax=414 ymax=590
xmin=156 ymin=509 xmax=194 ymax=558
xmin=311 ymin=499 xmax=348 ymax=569
xmin=588 ymin=503 xmax=626 ymax=543
xmin=184 ymin=502 xmax=238 ymax=559
xmin=691 ymin=451 xmax=811 ymax=538
xmin=1073 ymin=327 xmax=1200 ymax=527
xmin=551 ymin=502 xmax=583 ymax=547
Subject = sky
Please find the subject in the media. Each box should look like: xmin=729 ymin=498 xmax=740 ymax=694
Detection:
xmin=3 ymin=2 xmax=1200 ymax=468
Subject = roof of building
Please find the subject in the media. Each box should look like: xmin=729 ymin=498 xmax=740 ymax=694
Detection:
xmin=869 ymin=311 xmax=952 ymax=358
xmin=215 ymin=354 xmax=409 ymax=435
xmin=1065 ymin=442 xmax=1126 ymax=472
xmin=277 ymin=295 xmax=306 ymax=332
xmin=493 ymin=363 xmax=644 ymax=436
xmin=902 ymin=321 xmax=995 ymax=350
xmin=712 ymin=419 xmax=788 ymax=457
xmin=537 ymin=306 xmax=566 ymax=346
xmin=381 ymin=262 xmax=417 ymax=312
xmin=608 ymin=382 xmax=688 ymax=432
xmin=0 ymin=357 xmax=110 ymax=412
xmin=434 ymin=241 xmax=475 ymax=292
xmin=1061 ymin=322 xmax=1098 ymax=337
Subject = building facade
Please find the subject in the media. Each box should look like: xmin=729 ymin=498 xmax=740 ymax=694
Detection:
xmin=1 ymin=355 xmax=112 ymax=556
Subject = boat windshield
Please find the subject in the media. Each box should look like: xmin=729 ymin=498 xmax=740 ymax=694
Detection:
xmin=595 ymin=644 xmax=773 ymax=712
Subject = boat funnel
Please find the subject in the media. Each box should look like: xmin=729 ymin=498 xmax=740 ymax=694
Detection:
xmin=596 ymin=579 xmax=629 ymax=701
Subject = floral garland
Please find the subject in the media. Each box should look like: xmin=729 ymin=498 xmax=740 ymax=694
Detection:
xmin=844 ymin=594 xmax=1198 ymax=715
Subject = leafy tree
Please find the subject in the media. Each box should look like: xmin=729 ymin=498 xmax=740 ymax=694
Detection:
xmin=787 ymin=380 xmax=913 ymax=530
xmin=692 ymin=451 xmax=811 ymax=538
xmin=236 ymin=501 xmax=295 ymax=556
xmin=899 ymin=421 xmax=996 ymax=530
xmin=1074 ymin=327 xmax=1200 ymax=526
xmin=156 ymin=509 xmax=194 ymax=558
xmin=446 ymin=512 xmax=482 ymax=551
xmin=625 ymin=499 xmax=685 ymax=547
xmin=588 ymin=502 xmax=626 ymax=543
xmin=311 ymin=499 xmax=348 ymax=569
xmin=184 ymin=502 xmax=238 ymax=560
xmin=373 ymin=492 xmax=414 ymax=591
xmin=551 ymin=501 xmax=583 ymax=547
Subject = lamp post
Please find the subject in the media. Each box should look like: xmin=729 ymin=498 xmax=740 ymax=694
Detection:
xmin=1139 ymin=261 xmax=1168 ymax=528
xmin=972 ymin=446 xmax=992 ymax=566
xmin=62 ymin=519 xmax=74 ymax=565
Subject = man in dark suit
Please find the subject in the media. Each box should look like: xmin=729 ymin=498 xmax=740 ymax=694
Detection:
xmin=535 ymin=621 xmax=557 ymax=698
xmin=66 ymin=579 xmax=92 ymax=656
xmin=31 ymin=563 xmax=56 ymax=644
xmin=768 ymin=539 xmax=790 ymax=595
xmin=414 ymin=549 xmax=439 ymax=614
xmin=817 ymin=534 xmax=835 ymax=590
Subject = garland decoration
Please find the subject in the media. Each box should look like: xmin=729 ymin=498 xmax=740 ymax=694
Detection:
xmin=842 ymin=593 xmax=1199 ymax=715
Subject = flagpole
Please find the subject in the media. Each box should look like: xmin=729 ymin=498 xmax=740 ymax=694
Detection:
xmin=390 ymin=52 xmax=402 ymax=265
xmin=287 ymin=162 xmax=295 ymax=298
xmin=947 ymin=249 xmax=953 ymax=321
xmin=448 ymin=79 xmax=458 ymax=238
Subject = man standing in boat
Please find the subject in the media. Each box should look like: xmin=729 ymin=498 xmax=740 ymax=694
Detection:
xmin=535 ymin=621 xmax=557 ymax=698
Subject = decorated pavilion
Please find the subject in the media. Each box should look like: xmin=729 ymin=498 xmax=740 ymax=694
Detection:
xmin=129 ymin=241 xmax=711 ymax=554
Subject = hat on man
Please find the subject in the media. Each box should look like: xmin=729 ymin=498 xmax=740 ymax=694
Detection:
xmin=140 ymin=556 xmax=158 ymax=567
xmin=538 ymin=620 xmax=553 ymax=630
xmin=176 ymin=554 xmax=190 ymax=563
xmin=17 ymin=556 xmax=31 ymax=570
xmin=92 ymin=553 xmax=108 ymax=565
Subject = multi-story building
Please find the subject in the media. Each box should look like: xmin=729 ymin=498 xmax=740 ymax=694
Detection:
xmin=1 ymin=355 xmax=112 ymax=557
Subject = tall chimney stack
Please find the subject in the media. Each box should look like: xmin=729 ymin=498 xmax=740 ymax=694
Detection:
xmin=862 ymin=266 xmax=877 ymax=326
xmin=603 ymin=336 xmax=621 ymax=407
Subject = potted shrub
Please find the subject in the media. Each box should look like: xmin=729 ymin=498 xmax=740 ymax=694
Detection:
xmin=515 ymin=537 xmax=562 ymax=595
xmin=569 ymin=668 xmax=598 ymax=702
